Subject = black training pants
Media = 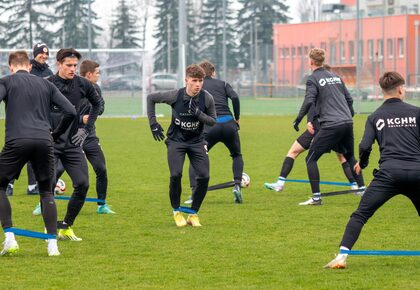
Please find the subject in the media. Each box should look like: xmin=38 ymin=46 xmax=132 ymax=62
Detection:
xmin=166 ymin=139 xmax=209 ymax=212
xmin=54 ymin=146 xmax=89 ymax=226
xmin=0 ymin=139 xmax=57 ymax=235
xmin=305 ymin=123 xmax=357 ymax=194
xmin=189 ymin=120 xmax=243 ymax=188
xmin=340 ymin=168 xmax=420 ymax=249
xmin=56 ymin=137 xmax=107 ymax=206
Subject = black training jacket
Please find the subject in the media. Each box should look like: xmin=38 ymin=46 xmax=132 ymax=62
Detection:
xmin=359 ymin=98 xmax=420 ymax=170
xmin=203 ymin=76 xmax=240 ymax=120
xmin=78 ymin=82 xmax=105 ymax=138
xmin=296 ymin=67 xmax=353 ymax=128
xmin=30 ymin=59 xmax=53 ymax=78
xmin=48 ymin=74 xmax=101 ymax=148
xmin=0 ymin=71 xmax=76 ymax=142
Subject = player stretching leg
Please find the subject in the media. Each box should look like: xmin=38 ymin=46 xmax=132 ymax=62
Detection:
xmin=325 ymin=72 xmax=420 ymax=268
xmin=0 ymin=51 xmax=75 ymax=256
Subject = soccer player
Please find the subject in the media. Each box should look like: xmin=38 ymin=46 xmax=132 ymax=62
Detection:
xmin=325 ymin=71 xmax=420 ymax=269
xmin=147 ymin=64 xmax=216 ymax=227
xmin=0 ymin=51 xmax=76 ymax=256
xmin=55 ymin=60 xmax=114 ymax=214
xmin=6 ymin=43 xmax=54 ymax=196
xmin=294 ymin=48 xmax=358 ymax=205
xmin=264 ymin=64 xmax=365 ymax=193
xmin=39 ymin=48 xmax=101 ymax=241
xmin=187 ymin=60 xmax=244 ymax=204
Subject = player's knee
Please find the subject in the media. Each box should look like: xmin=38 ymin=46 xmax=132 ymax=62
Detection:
xmin=38 ymin=179 xmax=52 ymax=194
xmin=74 ymin=178 xmax=89 ymax=193
xmin=351 ymin=210 xmax=372 ymax=224
xmin=196 ymin=176 xmax=209 ymax=185
xmin=230 ymin=152 xmax=242 ymax=159
xmin=170 ymin=172 xmax=182 ymax=180
xmin=336 ymin=153 xmax=346 ymax=164
xmin=94 ymin=164 xmax=107 ymax=177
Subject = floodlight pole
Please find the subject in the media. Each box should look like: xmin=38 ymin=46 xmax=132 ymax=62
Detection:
xmin=178 ymin=0 xmax=187 ymax=87
xmin=415 ymin=20 xmax=419 ymax=87
xmin=222 ymin=0 xmax=227 ymax=79
xmin=356 ymin=0 xmax=361 ymax=114
xmin=167 ymin=15 xmax=172 ymax=73
xmin=88 ymin=0 xmax=92 ymax=58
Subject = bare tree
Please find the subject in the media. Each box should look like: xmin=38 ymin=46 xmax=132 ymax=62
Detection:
xmin=135 ymin=0 xmax=153 ymax=49
xmin=298 ymin=0 xmax=322 ymax=23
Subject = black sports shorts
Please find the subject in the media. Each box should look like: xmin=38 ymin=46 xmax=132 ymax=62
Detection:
xmin=0 ymin=138 xmax=54 ymax=181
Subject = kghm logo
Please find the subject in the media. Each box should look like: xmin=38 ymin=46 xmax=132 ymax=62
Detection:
xmin=376 ymin=119 xmax=385 ymax=131
xmin=376 ymin=117 xmax=416 ymax=130
xmin=386 ymin=117 xmax=416 ymax=128
xmin=318 ymin=77 xmax=342 ymax=87
xmin=174 ymin=118 xmax=200 ymax=131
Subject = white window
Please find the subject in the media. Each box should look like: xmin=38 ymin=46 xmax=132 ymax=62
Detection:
xmin=340 ymin=41 xmax=345 ymax=61
xmin=368 ymin=39 xmax=374 ymax=60
xmin=349 ymin=41 xmax=355 ymax=63
xmin=377 ymin=39 xmax=383 ymax=59
xmin=398 ymin=38 xmax=404 ymax=57
xmin=387 ymin=39 xmax=393 ymax=58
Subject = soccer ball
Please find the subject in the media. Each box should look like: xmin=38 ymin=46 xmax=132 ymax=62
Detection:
xmin=241 ymin=172 xmax=250 ymax=188
xmin=54 ymin=179 xmax=66 ymax=195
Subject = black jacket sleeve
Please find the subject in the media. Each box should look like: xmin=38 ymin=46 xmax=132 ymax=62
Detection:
xmin=359 ymin=116 xmax=376 ymax=168
xmin=82 ymin=79 xmax=101 ymax=132
xmin=296 ymin=78 xmax=318 ymax=123
xmin=49 ymin=83 xmax=77 ymax=137
xmin=342 ymin=81 xmax=354 ymax=116
xmin=226 ymin=82 xmax=240 ymax=121
xmin=147 ymin=90 xmax=178 ymax=125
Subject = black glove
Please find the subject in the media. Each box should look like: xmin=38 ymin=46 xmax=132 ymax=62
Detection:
xmin=150 ymin=123 xmax=165 ymax=141
xmin=293 ymin=119 xmax=300 ymax=132
xmin=51 ymin=131 xmax=61 ymax=143
xmin=71 ymin=128 xmax=89 ymax=146
xmin=188 ymin=99 xmax=201 ymax=117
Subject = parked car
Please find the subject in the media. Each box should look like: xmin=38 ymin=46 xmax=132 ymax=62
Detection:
xmin=102 ymin=74 xmax=141 ymax=90
xmin=150 ymin=73 xmax=177 ymax=91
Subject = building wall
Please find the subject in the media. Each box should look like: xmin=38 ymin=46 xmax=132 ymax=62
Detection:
xmin=273 ymin=14 xmax=420 ymax=87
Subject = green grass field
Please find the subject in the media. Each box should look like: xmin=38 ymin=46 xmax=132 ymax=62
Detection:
xmin=1 ymin=116 xmax=419 ymax=289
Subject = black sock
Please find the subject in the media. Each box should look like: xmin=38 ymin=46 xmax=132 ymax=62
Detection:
xmin=40 ymin=193 xmax=57 ymax=235
xmin=0 ymin=189 xmax=12 ymax=229
xmin=191 ymin=177 xmax=209 ymax=212
xmin=169 ymin=176 xmax=182 ymax=209
xmin=342 ymin=162 xmax=356 ymax=183
xmin=280 ymin=157 xmax=294 ymax=178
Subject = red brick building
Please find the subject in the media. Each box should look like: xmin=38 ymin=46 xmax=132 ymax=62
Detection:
xmin=273 ymin=14 xmax=420 ymax=87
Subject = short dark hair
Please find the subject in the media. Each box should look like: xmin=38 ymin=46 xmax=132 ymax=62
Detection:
xmin=80 ymin=60 xmax=99 ymax=77
xmin=9 ymin=50 xmax=30 ymax=66
xmin=199 ymin=60 xmax=215 ymax=77
xmin=185 ymin=64 xmax=205 ymax=79
xmin=56 ymin=48 xmax=82 ymax=63
xmin=379 ymin=71 xmax=405 ymax=93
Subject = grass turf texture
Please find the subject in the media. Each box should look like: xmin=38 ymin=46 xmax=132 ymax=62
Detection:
xmin=1 ymin=116 xmax=419 ymax=289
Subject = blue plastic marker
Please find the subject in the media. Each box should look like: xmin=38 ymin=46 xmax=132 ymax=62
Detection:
xmin=340 ymin=249 xmax=420 ymax=256
xmin=5 ymin=227 xmax=55 ymax=240
xmin=54 ymin=196 xmax=105 ymax=203
xmin=286 ymin=179 xmax=352 ymax=187
xmin=177 ymin=206 xmax=197 ymax=214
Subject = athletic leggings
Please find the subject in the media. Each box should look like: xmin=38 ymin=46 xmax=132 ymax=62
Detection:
xmin=166 ymin=139 xmax=209 ymax=212
xmin=340 ymin=168 xmax=420 ymax=249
